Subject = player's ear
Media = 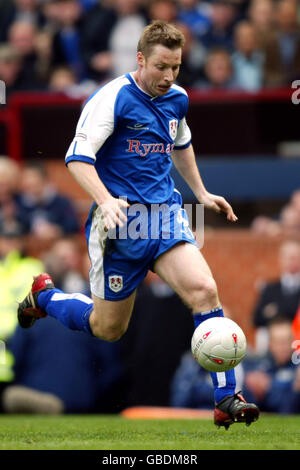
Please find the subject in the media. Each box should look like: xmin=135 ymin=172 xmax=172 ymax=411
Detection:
xmin=137 ymin=51 xmax=145 ymax=67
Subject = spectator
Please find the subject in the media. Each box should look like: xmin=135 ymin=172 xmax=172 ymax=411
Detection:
xmin=247 ymin=0 xmax=300 ymax=87
xmin=0 ymin=0 xmax=44 ymax=43
xmin=251 ymin=189 xmax=300 ymax=237
xmin=253 ymin=239 xmax=300 ymax=353
xmin=48 ymin=65 xmax=77 ymax=92
xmin=0 ymin=222 xmax=43 ymax=405
xmin=7 ymin=20 xmax=46 ymax=90
xmin=247 ymin=0 xmax=275 ymax=39
xmin=49 ymin=65 xmax=98 ymax=97
xmin=82 ymin=0 xmax=146 ymax=82
xmin=17 ymin=161 xmax=81 ymax=242
xmin=34 ymin=30 xmax=55 ymax=85
xmin=80 ymin=1 xmax=117 ymax=82
xmin=108 ymin=0 xmax=147 ymax=78
xmin=0 ymin=156 xmax=28 ymax=234
xmin=199 ymin=0 xmax=238 ymax=52
xmin=0 ymin=46 xmax=21 ymax=96
xmin=0 ymin=0 xmax=15 ymax=43
xmin=173 ymin=22 xmax=207 ymax=88
xmin=231 ymin=20 xmax=264 ymax=91
xmin=147 ymin=0 xmax=178 ymax=24
xmin=255 ymin=0 xmax=300 ymax=87
xmin=41 ymin=0 xmax=67 ymax=30
xmin=250 ymin=215 xmax=282 ymax=237
xmin=170 ymin=351 xmax=215 ymax=409
xmin=177 ymin=0 xmax=211 ymax=39
xmin=44 ymin=0 xmax=85 ymax=81
xmin=246 ymin=0 xmax=283 ymax=87
xmin=42 ymin=236 xmax=90 ymax=295
xmin=244 ymin=317 xmax=300 ymax=413
xmin=0 ymin=44 xmax=42 ymax=96
xmin=170 ymin=317 xmax=300 ymax=414
xmin=77 ymin=0 xmax=97 ymax=13
xmin=196 ymin=46 xmax=234 ymax=89
xmin=170 ymin=351 xmax=244 ymax=409
xmin=279 ymin=203 xmax=300 ymax=235
xmin=3 ymin=315 xmax=124 ymax=413
xmin=1 ymin=230 xmax=122 ymax=415
xmin=274 ymin=0 xmax=300 ymax=84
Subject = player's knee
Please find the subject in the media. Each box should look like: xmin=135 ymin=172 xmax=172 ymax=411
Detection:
xmin=189 ymin=276 xmax=218 ymax=309
xmin=91 ymin=324 xmax=127 ymax=342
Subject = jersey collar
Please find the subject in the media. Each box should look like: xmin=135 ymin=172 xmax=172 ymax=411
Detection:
xmin=126 ymin=72 xmax=160 ymax=101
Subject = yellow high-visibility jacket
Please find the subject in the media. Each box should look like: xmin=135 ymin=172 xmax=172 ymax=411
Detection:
xmin=0 ymin=250 xmax=43 ymax=381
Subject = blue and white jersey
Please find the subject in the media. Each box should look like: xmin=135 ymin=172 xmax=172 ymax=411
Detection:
xmin=65 ymin=72 xmax=191 ymax=204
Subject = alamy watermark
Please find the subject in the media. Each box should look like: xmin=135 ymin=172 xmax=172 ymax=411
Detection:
xmin=0 ymin=340 xmax=6 ymax=364
xmin=104 ymin=200 xmax=205 ymax=248
xmin=291 ymin=80 xmax=300 ymax=105
xmin=0 ymin=80 xmax=5 ymax=104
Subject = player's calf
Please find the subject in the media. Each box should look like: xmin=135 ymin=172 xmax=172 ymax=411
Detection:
xmin=89 ymin=292 xmax=136 ymax=341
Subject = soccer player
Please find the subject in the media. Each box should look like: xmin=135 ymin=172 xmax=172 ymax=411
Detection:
xmin=18 ymin=20 xmax=259 ymax=429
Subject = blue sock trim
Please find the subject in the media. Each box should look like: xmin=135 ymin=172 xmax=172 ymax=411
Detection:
xmin=211 ymin=370 xmax=236 ymax=403
xmin=193 ymin=307 xmax=224 ymax=328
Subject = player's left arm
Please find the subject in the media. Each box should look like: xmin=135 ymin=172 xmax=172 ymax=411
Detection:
xmin=172 ymin=144 xmax=238 ymax=222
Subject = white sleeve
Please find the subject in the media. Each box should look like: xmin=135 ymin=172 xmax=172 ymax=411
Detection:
xmin=174 ymin=118 xmax=192 ymax=149
xmin=65 ymin=77 xmax=129 ymax=165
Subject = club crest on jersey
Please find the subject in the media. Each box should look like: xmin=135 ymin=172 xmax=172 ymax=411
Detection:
xmin=169 ymin=119 xmax=178 ymax=140
xmin=108 ymin=275 xmax=123 ymax=292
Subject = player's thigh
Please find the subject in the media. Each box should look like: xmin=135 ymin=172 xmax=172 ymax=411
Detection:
xmin=153 ymin=242 xmax=215 ymax=298
xmin=90 ymin=290 xmax=136 ymax=340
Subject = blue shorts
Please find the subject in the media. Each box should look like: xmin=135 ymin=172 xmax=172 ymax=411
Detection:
xmin=85 ymin=189 xmax=198 ymax=300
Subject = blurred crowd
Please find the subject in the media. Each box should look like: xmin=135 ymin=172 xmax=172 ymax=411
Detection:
xmin=0 ymin=155 xmax=81 ymax=241
xmin=171 ymin=316 xmax=300 ymax=413
xmin=1 ymin=153 xmax=300 ymax=414
xmin=0 ymin=153 xmax=194 ymax=414
xmin=251 ymin=189 xmax=300 ymax=237
xmin=0 ymin=0 xmax=300 ymax=98
xmin=1 ymin=150 xmax=300 ymax=415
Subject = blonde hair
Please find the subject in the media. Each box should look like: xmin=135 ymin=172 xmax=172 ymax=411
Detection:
xmin=137 ymin=20 xmax=185 ymax=58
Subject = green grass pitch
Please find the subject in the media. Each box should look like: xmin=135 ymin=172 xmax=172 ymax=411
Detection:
xmin=0 ymin=414 xmax=299 ymax=450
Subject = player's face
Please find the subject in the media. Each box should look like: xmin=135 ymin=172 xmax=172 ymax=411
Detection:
xmin=136 ymin=44 xmax=182 ymax=97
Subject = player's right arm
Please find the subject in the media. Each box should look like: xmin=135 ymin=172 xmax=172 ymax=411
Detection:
xmin=67 ymin=161 xmax=128 ymax=229
xmin=65 ymin=78 xmax=130 ymax=229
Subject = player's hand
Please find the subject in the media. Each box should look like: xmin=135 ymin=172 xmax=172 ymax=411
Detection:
xmin=99 ymin=196 xmax=129 ymax=230
xmin=199 ymin=192 xmax=238 ymax=222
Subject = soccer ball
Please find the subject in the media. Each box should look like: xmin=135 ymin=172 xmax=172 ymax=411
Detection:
xmin=191 ymin=317 xmax=247 ymax=372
